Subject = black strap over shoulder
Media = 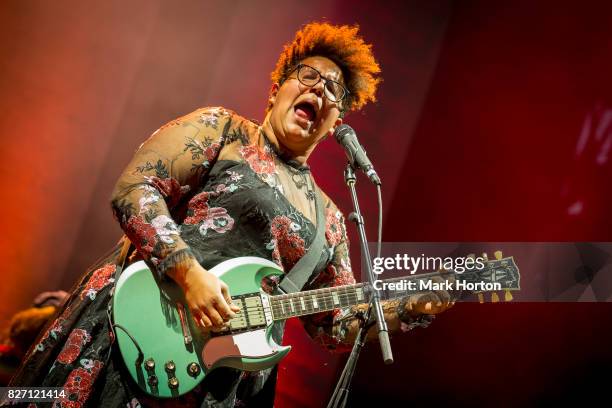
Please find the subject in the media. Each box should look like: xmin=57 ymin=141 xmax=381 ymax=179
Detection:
xmin=278 ymin=188 xmax=326 ymax=294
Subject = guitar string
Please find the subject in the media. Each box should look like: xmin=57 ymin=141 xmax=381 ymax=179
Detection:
xmin=235 ymin=291 xmax=362 ymax=314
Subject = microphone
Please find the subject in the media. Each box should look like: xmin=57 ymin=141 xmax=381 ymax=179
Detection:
xmin=334 ymin=124 xmax=381 ymax=185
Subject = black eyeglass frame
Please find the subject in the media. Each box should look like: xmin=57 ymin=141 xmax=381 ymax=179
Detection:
xmin=282 ymin=63 xmax=350 ymax=112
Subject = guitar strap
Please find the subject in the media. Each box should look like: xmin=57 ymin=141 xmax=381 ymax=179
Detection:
xmin=113 ymin=235 xmax=133 ymax=287
xmin=278 ymin=185 xmax=326 ymax=294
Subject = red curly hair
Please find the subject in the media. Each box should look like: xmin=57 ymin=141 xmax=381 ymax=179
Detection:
xmin=270 ymin=22 xmax=381 ymax=113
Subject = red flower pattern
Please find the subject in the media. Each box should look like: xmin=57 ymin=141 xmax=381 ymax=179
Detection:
xmin=184 ymin=191 xmax=211 ymax=224
xmin=203 ymin=143 xmax=222 ymax=163
xmin=56 ymin=329 xmax=91 ymax=365
xmin=185 ymin=191 xmax=234 ymax=234
xmin=239 ymin=145 xmax=276 ymax=175
xmin=144 ymin=176 xmax=189 ymax=208
xmin=325 ymin=208 xmax=345 ymax=246
xmin=80 ymin=263 xmax=116 ymax=300
xmin=200 ymin=207 xmax=234 ymax=234
xmin=270 ymin=216 xmax=306 ymax=270
xmin=35 ymin=310 xmax=69 ymax=352
xmin=125 ymin=215 xmax=158 ymax=256
xmin=55 ymin=360 xmax=104 ymax=408
xmin=332 ymin=262 xmax=355 ymax=286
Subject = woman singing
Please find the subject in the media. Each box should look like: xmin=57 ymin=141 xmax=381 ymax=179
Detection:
xmin=7 ymin=22 xmax=453 ymax=407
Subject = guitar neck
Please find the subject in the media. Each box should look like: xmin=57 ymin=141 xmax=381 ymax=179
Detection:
xmin=269 ymin=271 xmax=450 ymax=321
xmin=270 ymin=283 xmax=368 ymax=320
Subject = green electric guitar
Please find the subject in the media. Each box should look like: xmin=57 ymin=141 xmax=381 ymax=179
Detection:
xmin=112 ymin=252 xmax=519 ymax=398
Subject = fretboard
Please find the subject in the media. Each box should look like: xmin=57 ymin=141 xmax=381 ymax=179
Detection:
xmin=268 ymin=257 xmax=516 ymax=320
xmin=269 ymin=270 xmax=462 ymax=320
xmin=270 ymin=284 xmax=368 ymax=320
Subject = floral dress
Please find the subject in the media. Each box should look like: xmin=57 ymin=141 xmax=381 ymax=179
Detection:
xmin=7 ymin=107 xmax=356 ymax=407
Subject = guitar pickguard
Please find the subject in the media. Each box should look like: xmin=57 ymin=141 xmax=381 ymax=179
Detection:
xmin=202 ymin=329 xmax=280 ymax=370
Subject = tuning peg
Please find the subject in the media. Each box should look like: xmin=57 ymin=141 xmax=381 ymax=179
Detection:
xmin=477 ymin=293 xmax=484 ymax=303
xmin=494 ymin=251 xmax=503 ymax=260
xmin=504 ymin=290 xmax=513 ymax=302
xmin=491 ymin=292 xmax=500 ymax=303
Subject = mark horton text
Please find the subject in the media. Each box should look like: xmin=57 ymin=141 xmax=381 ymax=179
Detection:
xmin=372 ymin=279 xmax=501 ymax=292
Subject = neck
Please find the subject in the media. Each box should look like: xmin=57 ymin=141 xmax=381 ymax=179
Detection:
xmin=261 ymin=115 xmax=315 ymax=165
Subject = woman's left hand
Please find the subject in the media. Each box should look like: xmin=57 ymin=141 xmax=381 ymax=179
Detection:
xmin=404 ymin=274 xmax=456 ymax=315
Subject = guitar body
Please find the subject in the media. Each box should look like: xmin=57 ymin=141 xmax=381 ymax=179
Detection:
xmin=112 ymin=257 xmax=290 ymax=398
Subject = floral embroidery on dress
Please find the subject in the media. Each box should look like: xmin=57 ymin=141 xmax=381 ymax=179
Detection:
xmin=56 ymin=329 xmax=91 ymax=365
xmin=198 ymin=112 xmax=219 ymax=129
xmin=35 ymin=313 xmax=68 ymax=352
xmin=198 ymin=207 xmax=234 ymax=235
xmin=80 ymin=263 xmax=116 ymax=300
xmin=143 ymin=176 xmax=189 ymax=208
xmin=332 ymin=261 xmax=355 ymax=286
xmin=184 ymin=136 xmax=223 ymax=170
xmin=150 ymin=214 xmax=180 ymax=244
xmin=137 ymin=185 xmax=160 ymax=210
xmin=196 ymin=107 xmax=228 ymax=129
xmin=239 ymin=143 xmax=287 ymax=197
xmin=240 ymin=144 xmax=276 ymax=176
xmin=184 ymin=191 xmax=235 ymax=236
xmin=125 ymin=215 xmax=158 ymax=257
xmin=184 ymin=191 xmax=211 ymax=224
xmin=226 ymin=170 xmax=243 ymax=182
xmin=54 ymin=359 xmax=104 ymax=408
xmin=134 ymin=159 xmax=169 ymax=178
xmin=325 ymin=208 xmax=345 ymax=246
xmin=269 ymin=215 xmax=306 ymax=269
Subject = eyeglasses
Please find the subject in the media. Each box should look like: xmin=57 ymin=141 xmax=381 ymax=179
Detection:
xmin=285 ymin=64 xmax=350 ymax=105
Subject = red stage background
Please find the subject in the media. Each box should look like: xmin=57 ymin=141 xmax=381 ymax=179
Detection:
xmin=1 ymin=0 xmax=611 ymax=406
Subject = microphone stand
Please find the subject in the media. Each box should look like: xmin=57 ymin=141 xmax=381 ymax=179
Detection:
xmin=327 ymin=163 xmax=393 ymax=408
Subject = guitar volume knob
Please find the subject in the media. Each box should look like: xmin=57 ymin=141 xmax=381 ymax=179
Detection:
xmin=144 ymin=358 xmax=155 ymax=371
xmin=165 ymin=360 xmax=176 ymax=373
xmin=168 ymin=377 xmax=179 ymax=389
xmin=187 ymin=362 xmax=201 ymax=377
xmin=147 ymin=375 xmax=158 ymax=387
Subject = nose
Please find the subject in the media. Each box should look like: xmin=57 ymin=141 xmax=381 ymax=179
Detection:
xmin=309 ymin=79 xmax=325 ymax=98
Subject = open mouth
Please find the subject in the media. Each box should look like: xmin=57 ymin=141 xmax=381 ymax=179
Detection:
xmin=294 ymin=102 xmax=316 ymax=122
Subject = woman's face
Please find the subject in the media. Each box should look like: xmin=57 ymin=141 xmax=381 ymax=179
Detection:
xmin=267 ymin=56 xmax=344 ymax=155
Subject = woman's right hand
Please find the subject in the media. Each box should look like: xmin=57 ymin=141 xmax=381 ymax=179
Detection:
xmin=172 ymin=258 xmax=241 ymax=331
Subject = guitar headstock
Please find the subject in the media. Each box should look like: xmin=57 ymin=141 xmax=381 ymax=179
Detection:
xmin=463 ymin=251 xmax=520 ymax=303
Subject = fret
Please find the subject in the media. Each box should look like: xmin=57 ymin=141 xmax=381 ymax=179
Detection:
xmin=305 ymin=294 xmax=314 ymax=311
xmin=312 ymin=294 xmax=319 ymax=309
xmin=299 ymin=297 xmax=306 ymax=311
xmin=332 ymin=291 xmax=340 ymax=306
xmin=321 ymin=289 xmax=331 ymax=310
xmin=289 ymin=298 xmax=295 ymax=313
xmin=337 ymin=286 xmax=348 ymax=308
